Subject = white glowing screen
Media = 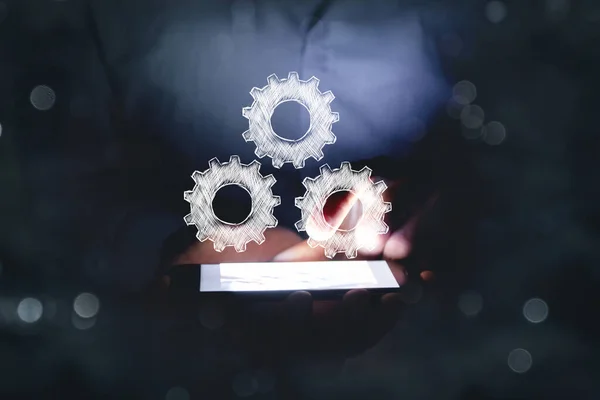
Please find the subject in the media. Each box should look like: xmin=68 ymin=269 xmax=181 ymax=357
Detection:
xmin=200 ymin=260 xmax=399 ymax=292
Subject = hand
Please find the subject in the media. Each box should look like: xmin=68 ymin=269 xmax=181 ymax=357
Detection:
xmin=153 ymin=226 xmax=405 ymax=371
xmin=274 ymin=177 xmax=437 ymax=278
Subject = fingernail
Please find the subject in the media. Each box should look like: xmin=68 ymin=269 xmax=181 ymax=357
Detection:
xmin=285 ymin=291 xmax=313 ymax=316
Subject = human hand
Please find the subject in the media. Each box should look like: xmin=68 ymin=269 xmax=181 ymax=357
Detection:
xmin=273 ymin=176 xmax=437 ymax=274
xmin=153 ymin=222 xmax=405 ymax=370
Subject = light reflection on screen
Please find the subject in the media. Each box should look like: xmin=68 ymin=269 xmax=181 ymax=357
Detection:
xmin=219 ymin=261 xmax=378 ymax=292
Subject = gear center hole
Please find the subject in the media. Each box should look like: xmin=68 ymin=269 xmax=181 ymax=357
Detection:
xmin=270 ymin=100 xmax=310 ymax=141
xmin=323 ymin=190 xmax=364 ymax=232
xmin=212 ymin=184 xmax=252 ymax=225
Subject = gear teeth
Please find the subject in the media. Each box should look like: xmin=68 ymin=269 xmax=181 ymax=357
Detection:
xmin=358 ymin=166 xmax=373 ymax=179
xmin=234 ymin=243 xmax=247 ymax=252
xmin=184 ymin=154 xmax=280 ymax=253
xmin=209 ymin=157 xmax=221 ymax=169
xmin=324 ymin=131 xmax=337 ymax=144
xmin=272 ymin=158 xmax=284 ymax=169
xmin=257 ymin=232 xmax=266 ymax=244
xmin=242 ymin=71 xmax=338 ymax=168
xmin=292 ymin=158 xmax=306 ymax=169
xmin=191 ymin=170 xmax=203 ymax=181
xmin=294 ymin=219 xmax=306 ymax=231
xmin=314 ymin=149 xmax=325 ymax=160
xmin=307 ymin=76 xmax=320 ymax=87
xmin=319 ymin=164 xmax=332 ymax=175
xmin=249 ymin=159 xmax=261 ymax=171
xmin=294 ymin=158 xmax=391 ymax=259
xmin=307 ymin=237 xmax=318 ymax=248
xmin=345 ymin=249 xmax=358 ymax=259
xmin=287 ymin=71 xmax=299 ymax=82
xmin=249 ymin=87 xmax=262 ymax=98
xmin=254 ymin=147 xmax=267 ymax=158
xmin=374 ymin=180 xmax=387 ymax=194
xmin=267 ymin=74 xmax=280 ymax=86
xmin=195 ymin=232 xmax=209 ymax=242
xmin=263 ymin=174 xmax=276 ymax=186
xmin=378 ymin=220 xmax=389 ymax=233
xmin=271 ymin=195 xmax=281 ymax=206
xmin=213 ymin=242 xmax=226 ymax=252
xmin=302 ymin=177 xmax=315 ymax=189
xmin=384 ymin=202 xmax=392 ymax=213
xmin=324 ymin=248 xmax=337 ymax=259
xmin=322 ymin=90 xmax=335 ymax=103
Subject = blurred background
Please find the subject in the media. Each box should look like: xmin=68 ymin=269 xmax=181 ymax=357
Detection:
xmin=0 ymin=0 xmax=599 ymax=399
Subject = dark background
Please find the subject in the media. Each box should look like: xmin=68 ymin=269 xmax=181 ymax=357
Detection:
xmin=0 ymin=0 xmax=599 ymax=399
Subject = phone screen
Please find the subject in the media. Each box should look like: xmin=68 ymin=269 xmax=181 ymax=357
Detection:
xmin=199 ymin=260 xmax=400 ymax=292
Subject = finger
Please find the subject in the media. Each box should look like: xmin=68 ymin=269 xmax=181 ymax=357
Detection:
xmin=283 ymin=291 xmax=313 ymax=326
xmin=334 ymin=263 xmax=405 ymax=356
xmin=342 ymin=289 xmax=370 ymax=321
xmin=383 ymin=193 xmax=439 ymax=260
xmin=383 ymin=227 xmax=414 ymax=260
xmin=272 ymin=239 xmax=331 ymax=262
xmin=357 ymin=177 xmax=399 ymax=258
xmin=281 ymin=291 xmax=314 ymax=352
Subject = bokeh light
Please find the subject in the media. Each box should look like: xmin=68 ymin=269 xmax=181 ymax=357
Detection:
xmin=508 ymin=348 xmax=533 ymax=373
xmin=446 ymin=98 xmax=465 ymax=120
xmin=485 ymin=1 xmax=508 ymax=24
xmin=460 ymin=105 xmax=485 ymax=129
xmin=523 ymin=298 xmax=549 ymax=323
xmin=458 ymin=291 xmax=483 ymax=317
xmin=17 ymin=297 xmax=43 ymax=323
xmin=452 ymin=81 xmax=477 ymax=105
xmin=482 ymin=121 xmax=506 ymax=145
xmin=165 ymin=386 xmax=190 ymax=400
xmin=73 ymin=292 xmax=100 ymax=318
xmin=30 ymin=85 xmax=56 ymax=111
xmin=72 ymin=314 xmax=96 ymax=330
xmin=254 ymin=369 xmax=275 ymax=394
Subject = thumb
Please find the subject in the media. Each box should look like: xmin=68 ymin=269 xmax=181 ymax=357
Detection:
xmin=274 ymin=191 xmax=360 ymax=261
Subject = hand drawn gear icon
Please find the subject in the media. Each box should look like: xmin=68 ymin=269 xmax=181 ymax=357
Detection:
xmin=294 ymin=162 xmax=392 ymax=259
xmin=183 ymin=155 xmax=280 ymax=252
xmin=242 ymin=71 xmax=339 ymax=169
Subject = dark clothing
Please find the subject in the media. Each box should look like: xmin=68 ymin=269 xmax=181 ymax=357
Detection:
xmin=1 ymin=0 xmax=449 ymax=291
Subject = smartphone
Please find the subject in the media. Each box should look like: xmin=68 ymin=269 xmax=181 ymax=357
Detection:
xmin=167 ymin=260 xmax=401 ymax=300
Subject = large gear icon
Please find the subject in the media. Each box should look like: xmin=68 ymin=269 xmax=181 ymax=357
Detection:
xmin=183 ymin=155 xmax=280 ymax=252
xmin=242 ymin=71 xmax=339 ymax=169
xmin=294 ymin=162 xmax=392 ymax=259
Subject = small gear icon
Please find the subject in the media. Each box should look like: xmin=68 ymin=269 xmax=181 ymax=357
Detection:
xmin=183 ymin=155 xmax=280 ymax=252
xmin=294 ymin=162 xmax=392 ymax=259
xmin=242 ymin=71 xmax=339 ymax=169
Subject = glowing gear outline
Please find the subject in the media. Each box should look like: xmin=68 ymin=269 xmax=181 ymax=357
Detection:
xmin=294 ymin=162 xmax=392 ymax=259
xmin=183 ymin=155 xmax=280 ymax=252
xmin=242 ymin=71 xmax=339 ymax=169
